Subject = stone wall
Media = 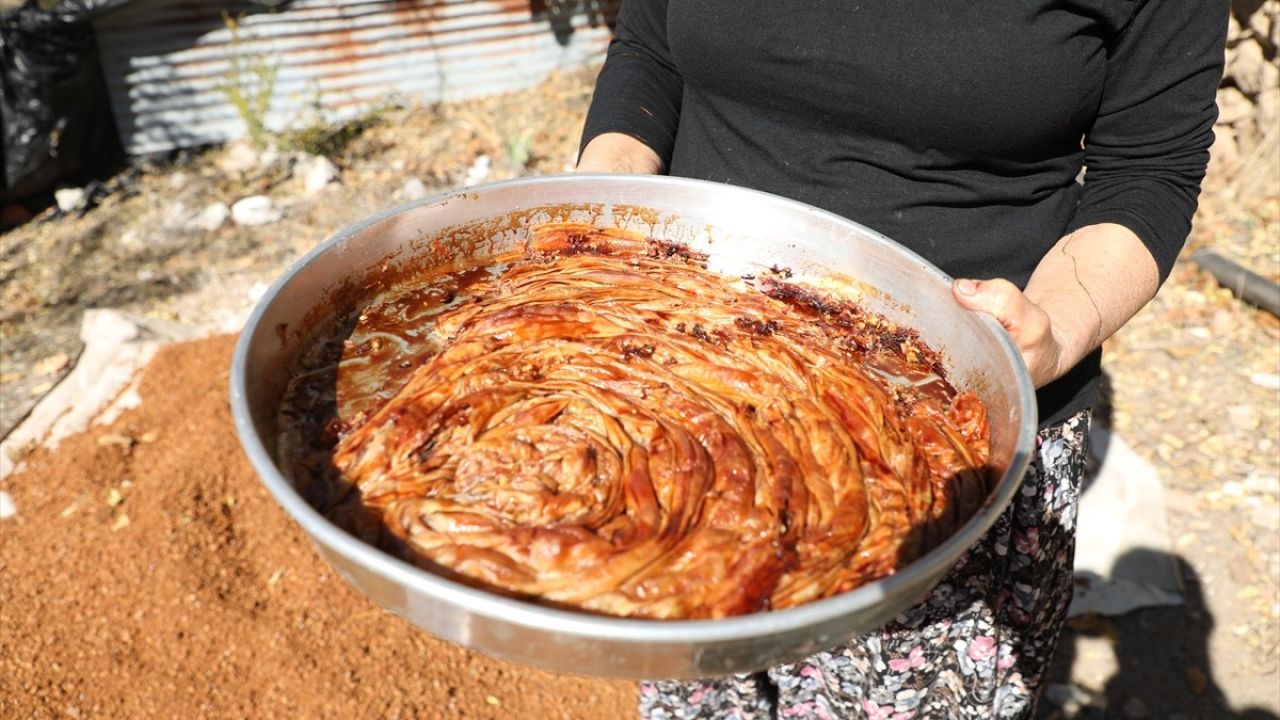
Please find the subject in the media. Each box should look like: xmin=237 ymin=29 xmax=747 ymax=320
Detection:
xmin=1213 ymin=0 xmax=1280 ymax=187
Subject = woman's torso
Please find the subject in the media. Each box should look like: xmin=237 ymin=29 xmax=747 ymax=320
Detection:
xmin=658 ymin=0 xmax=1141 ymax=423
xmin=663 ymin=0 xmax=1135 ymax=286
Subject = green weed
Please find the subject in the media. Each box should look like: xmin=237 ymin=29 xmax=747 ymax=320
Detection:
xmin=219 ymin=11 xmax=279 ymax=151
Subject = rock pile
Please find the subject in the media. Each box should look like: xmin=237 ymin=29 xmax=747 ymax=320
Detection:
xmin=1214 ymin=0 xmax=1280 ymax=184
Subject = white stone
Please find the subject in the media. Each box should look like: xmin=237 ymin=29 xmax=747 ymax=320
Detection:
xmin=397 ymin=177 xmax=428 ymax=201
xmin=1272 ymin=9 xmax=1280 ymax=55
xmin=1257 ymin=87 xmax=1279 ymax=142
xmin=216 ymin=141 xmax=260 ymax=175
xmin=464 ymin=155 xmax=491 ymax=187
xmin=191 ymin=202 xmax=230 ymax=231
xmin=1250 ymin=5 xmax=1277 ymax=54
xmin=1230 ymin=39 xmax=1269 ymax=96
xmin=1044 ymin=683 xmax=1091 ymax=710
xmin=1218 ymin=86 xmax=1254 ymax=125
xmin=117 ymin=228 xmax=143 ymax=249
xmin=231 ymin=195 xmax=282 ymax=227
xmin=0 ymin=491 xmax=15 ymax=520
xmin=1244 ymin=471 xmax=1280 ymax=495
xmin=1235 ymin=116 xmax=1263 ymax=156
xmin=257 ymin=146 xmax=282 ymax=171
xmin=55 ymin=187 xmax=86 ymax=213
xmin=1249 ymin=372 xmax=1280 ymax=390
xmin=248 ymin=281 xmax=270 ymax=304
xmin=1209 ymin=124 xmax=1241 ymax=176
xmin=1261 ymin=60 xmax=1280 ymax=97
xmin=1228 ymin=404 xmax=1261 ymax=431
xmin=299 ymin=155 xmax=340 ymax=196
xmin=1251 ymin=503 xmax=1280 ymax=530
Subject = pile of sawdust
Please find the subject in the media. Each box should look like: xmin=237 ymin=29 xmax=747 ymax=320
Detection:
xmin=0 ymin=335 xmax=635 ymax=719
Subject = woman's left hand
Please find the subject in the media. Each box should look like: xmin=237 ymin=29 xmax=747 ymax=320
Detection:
xmin=952 ymin=278 xmax=1068 ymax=388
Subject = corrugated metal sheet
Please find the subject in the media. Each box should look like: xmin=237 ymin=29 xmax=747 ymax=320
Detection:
xmin=93 ymin=0 xmax=619 ymax=154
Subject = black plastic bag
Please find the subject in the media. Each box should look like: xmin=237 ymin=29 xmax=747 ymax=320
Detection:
xmin=0 ymin=1 xmax=125 ymax=203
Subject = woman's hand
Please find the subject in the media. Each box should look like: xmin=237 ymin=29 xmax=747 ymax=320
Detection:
xmin=951 ymin=224 xmax=1161 ymax=390
xmin=952 ymin=278 xmax=1069 ymax=388
xmin=577 ymin=133 xmax=664 ymax=174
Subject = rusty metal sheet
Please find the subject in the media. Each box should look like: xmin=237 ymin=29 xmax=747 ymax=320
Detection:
xmin=93 ymin=0 xmax=618 ymax=154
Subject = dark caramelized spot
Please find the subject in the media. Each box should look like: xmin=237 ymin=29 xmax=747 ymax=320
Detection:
xmin=621 ymin=343 xmax=657 ymax=361
xmin=735 ymin=316 xmax=781 ymax=336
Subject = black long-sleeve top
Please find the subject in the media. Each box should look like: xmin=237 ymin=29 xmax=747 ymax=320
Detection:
xmin=581 ymin=0 xmax=1228 ymax=426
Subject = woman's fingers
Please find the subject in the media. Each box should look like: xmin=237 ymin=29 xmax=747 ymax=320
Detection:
xmin=952 ymin=278 xmax=1063 ymax=387
xmin=952 ymin=278 xmax=1032 ymax=332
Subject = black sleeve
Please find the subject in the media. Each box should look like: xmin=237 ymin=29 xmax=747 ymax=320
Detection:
xmin=579 ymin=0 xmax=682 ymax=167
xmin=1065 ymin=0 xmax=1229 ymax=282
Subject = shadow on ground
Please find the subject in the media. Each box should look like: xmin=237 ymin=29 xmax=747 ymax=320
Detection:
xmin=1041 ymin=548 xmax=1279 ymax=720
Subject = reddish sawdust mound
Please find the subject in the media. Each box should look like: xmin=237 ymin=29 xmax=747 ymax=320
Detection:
xmin=0 ymin=335 xmax=636 ymax=719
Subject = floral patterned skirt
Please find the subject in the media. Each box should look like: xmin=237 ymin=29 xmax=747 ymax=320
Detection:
xmin=640 ymin=411 xmax=1091 ymax=720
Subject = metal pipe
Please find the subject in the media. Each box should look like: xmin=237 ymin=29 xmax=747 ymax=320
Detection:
xmin=1190 ymin=249 xmax=1280 ymax=317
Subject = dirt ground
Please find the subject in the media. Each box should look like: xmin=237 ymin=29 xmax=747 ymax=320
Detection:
xmin=2 ymin=70 xmax=1278 ymax=718
xmin=0 ymin=335 xmax=635 ymax=719
xmin=1042 ymin=190 xmax=1280 ymax=719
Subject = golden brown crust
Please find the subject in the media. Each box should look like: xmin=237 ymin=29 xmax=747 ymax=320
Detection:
xmin=323 ymin=224 xmax=989 ymax=619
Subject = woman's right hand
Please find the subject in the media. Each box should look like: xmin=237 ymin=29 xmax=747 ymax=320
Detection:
xmin=576 ymin=133 xmax=664 ymax=174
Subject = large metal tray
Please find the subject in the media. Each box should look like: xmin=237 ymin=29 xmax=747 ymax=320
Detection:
xmin=230 ymin=174 xmax=1036 ymax=679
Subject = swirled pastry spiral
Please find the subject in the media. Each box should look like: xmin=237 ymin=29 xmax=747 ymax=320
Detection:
xmin=319 ymin=224 xmax=988 ymax=619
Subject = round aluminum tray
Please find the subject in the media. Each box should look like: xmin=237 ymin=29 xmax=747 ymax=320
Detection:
xmin=230 ymin=174 xmax=1036 ymax=679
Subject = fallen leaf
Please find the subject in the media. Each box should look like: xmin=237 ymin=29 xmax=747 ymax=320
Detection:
xmin=1066 ymin=613 xmax=1118 ymax=641
xmin=1237 ymin=586 xmax=1262 ymax=600
xmin=1230 ymin=522 xmax=1253 ymax=545
xmin=1211 ymin=309 xmax=1235 ymax=336
xmin=28 ymin=381 xmax=53 ymax=396
xmin=111 ymin=513 xmax=131 ymax=531
xmin=268 ymin=568 xmax=286 ymax=586
xmin=60 ymin=501 xmax=82 ymax=518
xmin=3 ymin=439 xmax=36 ymax=464
xmin=1228 ymin=555 xmax=1253 ymax=584
xmin=1228 ymin=405 xmax=1261 ymax=431
xmin=32 ymin=352 xmax=70 ymax=376
xmin=97 ymin=433 xmax=134 ymax=448
xmin=138 ymin=431 xmax=159 ymax=443
xmin=484 ymin=696 xmax=501 ymax=707
xmin=107 ymin=488 xmax=123 ymax=508
xmin=1186 ymin=666 xmax=1208 ymax=695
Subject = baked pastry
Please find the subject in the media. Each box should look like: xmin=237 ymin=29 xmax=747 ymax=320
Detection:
xmin=312 ymin=224 xmax=988 ymax=619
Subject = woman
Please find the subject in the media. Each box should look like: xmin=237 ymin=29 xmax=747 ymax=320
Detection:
xmin=577 ymin=1 xmax=1228 ymax=718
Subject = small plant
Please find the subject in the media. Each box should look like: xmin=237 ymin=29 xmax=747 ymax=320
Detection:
xmin=281 ymin=99 xmax=398 ymax=159
xmin=219 ymin=11 xmax=279 ymax=151
xmin=503 ymin=129 xmax=534 ymax=169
